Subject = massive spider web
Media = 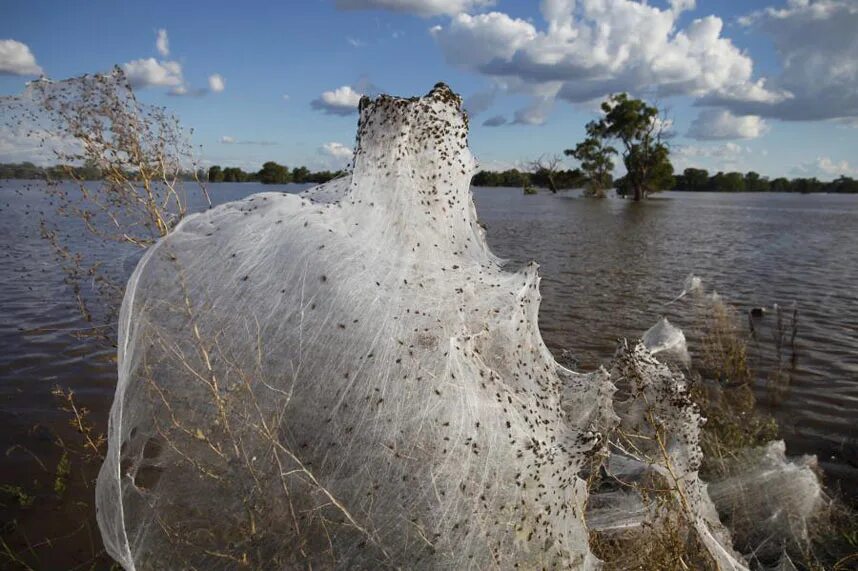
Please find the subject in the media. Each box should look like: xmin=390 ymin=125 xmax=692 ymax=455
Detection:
xmin=95 ymin=84 xmax=823 ymax=570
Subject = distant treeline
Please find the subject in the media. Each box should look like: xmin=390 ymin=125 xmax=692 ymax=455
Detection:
xmin=0 ymin=161 xmax=344 ymax=185
xmin=672 ymin=168 xmax=858 ymax=193
xmin=670 ymin=168 xmax=858 ymax=193
xmin=207 ymin=162 xmax=344 ymax=184
xmin=5 ymin=161 xmax=857 ymax=194
xmin=471 ymin=166 xmax=858 ymax=194
xmin=0 ymin=161 xmax=107 ymax=181
xmin=471 ymin=168 xmax=585 ymax=189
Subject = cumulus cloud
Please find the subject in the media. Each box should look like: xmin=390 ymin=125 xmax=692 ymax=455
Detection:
xmin=816 ymin=157 xmax=856 ymax=176
xmin=512 ymin=97 xmax=554 ymax=125
xmin=673 ymin=141 xmax=753 ymax=171
xmin=156 ymin=29 xmax=170 ymax=57
xmin=708 ymin=0 xmax=858 ymax=121
xmin=0 ymin=124 xmax=78 ymax=164
xmin=335 ymin=0 xmax=495 ymax=17
xmin=0 ymin=39 xmax=43 ymax=75
xmin=321 ymin=141 xmax=353 ymax=159
xmin=123 ymin=30 xmax=223 ymax=96
xmin=311 ymin=85 xmax=364 ymax=115
xmin=122 ymin=58 xmax=183 ymax=88
xmin=429 ymin=13 xmax=535 ymax=70
xmin=208 ymin=73 xmax=225 ymax=93
xmin=793 ymin=156 xmax=856 ymax=178
xmin=430 ymin=2 xmax=780 ymax=107
xmin=675 ymin=141 xmax=750 ymax=159
xmin=320 ymin=141 xmax=354 ymax=168
xmin=168 ymin=84 xmax=213 ymax=97
xmin=482 ymin=114 xmax=507 ymax=127
xmin=669 ymin=0 xmax=696 ymax=13
xmin=688 ymin=109 xmax=768 ymax=140
xmin=220 ymin=135 xmax=277 ymax=146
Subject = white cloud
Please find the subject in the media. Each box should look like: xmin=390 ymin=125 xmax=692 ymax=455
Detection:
xmin=123 ymin=30 xmax=222 ymax=96
xmin=208 ymin=73 xmax=225 ymax=93
xmin=335 ymin=0 xmax=495 ymax=17
xmin=156 ymin=29 xmax=170 ymax=57
xmin=817 ymin=157 xmax=856 ymax=176
xmin=320 ymin=141 xmax=354 ymax=168
xmin=218 ymin=136 xmax=277 ymax=146
xmin=793 ymin=156 xmax=856 ymax=178
xmin=710 ymin=0 xmax=858 ymax=121
xmin=688 ymin=109 xmax=768 ymax=140
xmin=513 ymin=97 xmax=554 ymax=125
xmin=122 ymin=58 xmax=183 ymax=88
xmin=430 ymin=2 xmax=779 ymax=106
xmin=429 ymin=13 xmax=536 ymax=69
xmin=676 ymin=141 xmax=750 ymax=159
xmin=673 ymin=141 xmax=753 ymax=171
xmin=347 ymin=37 xmax=366 ymax=47
xmin=476 ymin=157 xmax=527 ymax=171
xmin=0 ymin=39 xmax=43 ymax=76
xmin=0 ymin=124 xmax=78 ymax=165
xmin=311 ymin=85 xmax=364 ymax=115
xmin=282 ymin=94 xmax=290 ymax=101
xmin=321 ymin=141 xmax=353 ymax=160
xmin=669 ymin=0 xmax=696 ymax=13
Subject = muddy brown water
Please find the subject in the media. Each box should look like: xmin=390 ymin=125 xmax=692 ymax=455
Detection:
xmin=1 ymin=181 xmax=856 ymax=568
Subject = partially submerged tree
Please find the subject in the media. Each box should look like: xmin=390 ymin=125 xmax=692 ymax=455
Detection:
xmin=527 ymin=154 xmax=563 ymax=193
xmin=564 ymin=123 xmax=615 ymax=198
xmin=588 ymin=93 xmax=674 ymax=201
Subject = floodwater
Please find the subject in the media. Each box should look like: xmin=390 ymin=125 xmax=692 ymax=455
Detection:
xmin=1 ymin=181 xmax=856 ymax=568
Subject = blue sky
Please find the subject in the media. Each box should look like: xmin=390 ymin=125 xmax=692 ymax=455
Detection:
xmin=1 ymin=0 xmax=856 ymax=178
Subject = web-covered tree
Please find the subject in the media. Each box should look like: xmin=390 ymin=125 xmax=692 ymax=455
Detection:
xmin=589 ymin=93 xmax=674 ymax=201
xmin=564 ymin=122 xmax=615 ymax=198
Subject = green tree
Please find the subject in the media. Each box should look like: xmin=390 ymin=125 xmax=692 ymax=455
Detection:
xmin=589 ymin=93 xmax=674 ymax=201
xmin=208 ymin=165 xmax=224 ymax=183
xmin=292 ymin=166 xmax=310 ymax=183
xmin=831 ymin=176 xmax=858 ymax=193
xmin=711 ymin=171 xmax=746 ymax=192
xmin=792 ymin=177 xmax=822 ymax=194
xmin=564 ymin=124 xmax=615 ymax=198
xmin=258 ymin=161 xmax=291 ymax=184
xmin=224 ymin=167 xmax=249 ymax=182
xmin=744 ymin=171 xmax=770 ymax=192
xmin=770 ymin=177 xmax=792 ymax=192
xmin=682 ymin=167 xmax=709 ymax=191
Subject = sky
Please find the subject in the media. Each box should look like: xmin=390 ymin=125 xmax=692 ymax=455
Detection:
xmin=1 ymin=0 xmax=856 ymax=179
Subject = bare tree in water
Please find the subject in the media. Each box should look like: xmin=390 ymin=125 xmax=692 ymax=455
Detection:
xmin=527 ymin=154 xmax=563 ymax=193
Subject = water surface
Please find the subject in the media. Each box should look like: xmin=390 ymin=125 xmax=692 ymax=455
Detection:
xmin=1 ymin=181 xmax=856 ymax=566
